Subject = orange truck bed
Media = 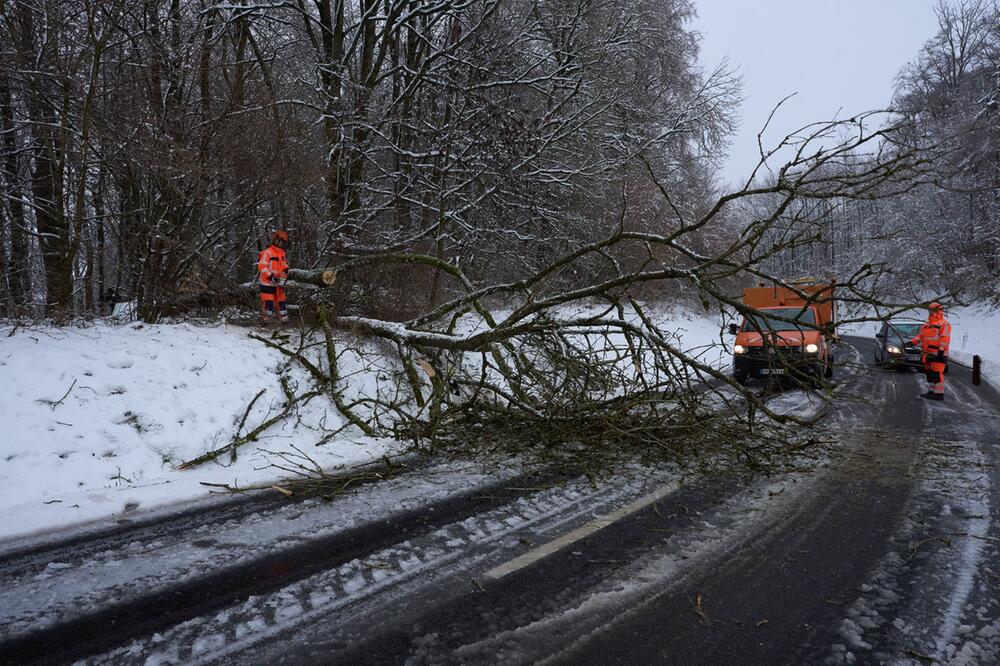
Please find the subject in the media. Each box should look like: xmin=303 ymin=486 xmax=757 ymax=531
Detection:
xmin=741 ymin=279 xmax=837 ymax=331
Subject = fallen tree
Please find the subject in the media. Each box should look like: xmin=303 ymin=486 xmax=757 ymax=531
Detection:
xmin=214 ymin=114 xmax=957 ymax=470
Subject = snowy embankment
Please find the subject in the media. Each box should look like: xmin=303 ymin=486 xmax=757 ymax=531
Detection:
xmin=947 ymin=305 xmax=1000 ymax=382
xmin=0 ymin=322 xmax=396 ymax=542
xmin=0 ymin=305 xmax=728 ymax=543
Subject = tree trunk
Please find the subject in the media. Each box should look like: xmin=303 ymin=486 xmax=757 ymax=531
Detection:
xmin=317 ymin=0 xmax=347 ymax=248
xmin=0 ymin=66 xmax=31 ymax=308
xmin=17 ymin=3 xmax=71 ymax=310
xmin=93 ymin=166 xmax=107 ymax=313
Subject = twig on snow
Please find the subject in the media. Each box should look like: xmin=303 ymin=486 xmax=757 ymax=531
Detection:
xmin=694 ymin=592 xmax=711 ymax=626
xmin=37 ymin=379 xmax=77 ymax=411
xmin=905 ymin=536 xmax=952 ymax=563
xmin=234 ymin=389 xmax=267 ymax=451
xmin=904 ymin=648 xmax=937 ymax=663
xmin=178 ymin=379 xmax=320 ymax=469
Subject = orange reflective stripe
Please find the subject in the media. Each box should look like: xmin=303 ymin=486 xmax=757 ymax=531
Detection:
xmin=257 ymin=248 xmax=274 ymax=278
xmin=939 ymin=320 xmax=952 ymax=352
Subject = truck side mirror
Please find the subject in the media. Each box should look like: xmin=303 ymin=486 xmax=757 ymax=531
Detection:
xmin=728 ymin=323 xmax=738 ymax=335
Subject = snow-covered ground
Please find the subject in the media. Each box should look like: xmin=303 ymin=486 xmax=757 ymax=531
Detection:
xmin=0 ymin=321 xmax=399 ymax=542
xmin=0 ymin=304 xmax=730 ymax=543
xmin=948 ymin=305 xmax=1000 ymax=380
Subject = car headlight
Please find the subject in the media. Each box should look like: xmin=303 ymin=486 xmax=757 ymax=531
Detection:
xmin=804 ymin=343 xmax=819 ymax=354
xmin=886 ymin=345 xmax=901 ymax=354
xmin=734 ymin=344 xmax=746 ymax=354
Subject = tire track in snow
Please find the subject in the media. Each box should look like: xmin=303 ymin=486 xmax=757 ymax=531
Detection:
xmin=0 ymin=464 xmax=595 ymax=664
xmin=85 ymin=474 xmax=670 ymax=665
xmin=818 ymin=377 xmax=998 ymax=665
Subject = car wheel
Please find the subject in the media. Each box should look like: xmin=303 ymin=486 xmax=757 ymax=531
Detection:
xmin=734 ymin=370 xmax=749 ymax=385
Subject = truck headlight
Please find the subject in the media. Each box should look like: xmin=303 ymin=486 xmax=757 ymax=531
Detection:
xmin=804 ymin=343 xmax=819 ymax=354
xmin=734 ymin=344 xmax=746 ymax=354
xmin=886 ymin=345 xmax=901 ymax=354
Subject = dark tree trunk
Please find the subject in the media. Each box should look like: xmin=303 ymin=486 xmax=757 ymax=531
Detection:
xmin=17 ymin=3 xmax=71 ymax=310
xmin=0 ymin=67 xmax=31 ymax=308
xmin=93 ymin=166 xmax=107 ymax=313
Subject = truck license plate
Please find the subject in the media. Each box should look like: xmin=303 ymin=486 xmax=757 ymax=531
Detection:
xmin=760 ymin=368 xmax=784 ymax=375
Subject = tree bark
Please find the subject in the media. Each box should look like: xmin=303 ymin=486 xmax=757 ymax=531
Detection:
xmin=0 ymin=64 xmax=31 ymax=308
xmin=17 ymin=2 xmax=71 ymax=310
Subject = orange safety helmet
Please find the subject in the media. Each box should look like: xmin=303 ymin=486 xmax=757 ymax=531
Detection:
xmin=271 ymin=230 xmax=289 ymax=243
xmin=929 ymin=301 xmax=943 ymax=311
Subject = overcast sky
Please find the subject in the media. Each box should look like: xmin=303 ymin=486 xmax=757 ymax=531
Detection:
xmin=693 ymin=0 xmax=942 ymax=186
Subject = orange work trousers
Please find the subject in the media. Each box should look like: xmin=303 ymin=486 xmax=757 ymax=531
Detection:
xmin=259 ymin=283 xmax=288 ymax=321
xmin=923 ymin=359 xmax=946 ymax=396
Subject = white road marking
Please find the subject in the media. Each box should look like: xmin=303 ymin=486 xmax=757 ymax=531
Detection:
xmin=483 ymin=483 xmax=678 ymax=580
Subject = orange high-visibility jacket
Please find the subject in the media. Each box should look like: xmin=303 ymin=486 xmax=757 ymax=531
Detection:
xmin=911 ymin=314 xmax=951 ymax=359
xmin=257 ymin=244 xmax=289 ymax=284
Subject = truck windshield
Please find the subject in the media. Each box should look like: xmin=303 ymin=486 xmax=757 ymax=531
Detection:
xmin=743 ymin=307 xmax=817 ymax=331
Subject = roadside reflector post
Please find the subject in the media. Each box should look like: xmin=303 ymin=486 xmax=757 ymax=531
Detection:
xmin=973 ymin=355 xmax=982 ymax=386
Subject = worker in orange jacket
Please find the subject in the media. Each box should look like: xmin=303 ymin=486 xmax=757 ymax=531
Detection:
xmin=258 ymin=230 xmax=290 ymax=324
xmin=910 ymin=302 xmax=951 ymax=401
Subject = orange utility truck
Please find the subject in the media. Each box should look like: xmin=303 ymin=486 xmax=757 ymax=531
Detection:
xmin=728 ymin=278 xmax=838 ymax=384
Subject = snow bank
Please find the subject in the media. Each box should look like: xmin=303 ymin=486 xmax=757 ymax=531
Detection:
xmin=948 ymin=305 xmax=1000 ymax=384
xmin=0 ymin=321 xmax=396 ymax=542
xmin=654 ymin=306 xmax=731 ymax=370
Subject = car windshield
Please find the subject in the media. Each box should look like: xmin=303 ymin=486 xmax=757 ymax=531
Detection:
xmin=889 ymin=323 xmax=921 ymax=339
xmin=743 ymin=307 xmax=816 ymax=332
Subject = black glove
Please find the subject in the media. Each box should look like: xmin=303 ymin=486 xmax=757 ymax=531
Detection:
xmin=270 ymin=276 xmax=283 ymax=286
xmin=935 ymin=350 xmax=946 ymax=362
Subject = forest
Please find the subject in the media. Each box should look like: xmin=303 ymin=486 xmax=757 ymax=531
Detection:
xmin=1 ymin=0 xmax=994 ymax=323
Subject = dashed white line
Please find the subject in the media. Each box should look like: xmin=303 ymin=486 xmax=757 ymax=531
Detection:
xmin=483 ymin=483 xmax=679 ymax=580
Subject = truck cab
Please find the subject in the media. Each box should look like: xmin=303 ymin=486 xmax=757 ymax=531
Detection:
xmin=729 ymin=280 xmax=837 ymax=385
